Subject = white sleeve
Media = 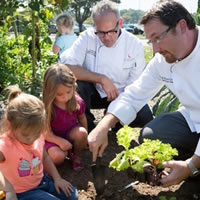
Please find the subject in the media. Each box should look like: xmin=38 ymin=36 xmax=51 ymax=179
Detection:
xmin=59 ymin=31 xmax=88 ymax=66
xmin=195 ymin=139 xmax=200 ymax=156
xmin=107 ymin=58 xmax=164 ymax=125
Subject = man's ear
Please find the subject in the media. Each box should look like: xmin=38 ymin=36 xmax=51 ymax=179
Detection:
xmin=119 ymin=18 xmax=123 ymax=28
xmin=178 ymin=19 xmax=187 ymax=33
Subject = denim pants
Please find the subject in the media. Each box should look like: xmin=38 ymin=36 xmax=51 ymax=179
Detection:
xmin=17 ymin=174 xmax=78 ymax=200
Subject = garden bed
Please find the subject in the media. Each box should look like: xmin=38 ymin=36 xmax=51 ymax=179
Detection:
xmin=57 ymin=110 xmax=200 ymax=200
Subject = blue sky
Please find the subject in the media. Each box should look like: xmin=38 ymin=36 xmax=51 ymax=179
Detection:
xmin=119 ymin=0 xmax=198 ymax=13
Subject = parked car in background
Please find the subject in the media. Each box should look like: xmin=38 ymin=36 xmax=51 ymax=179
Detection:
xmin=48 ymin=23 xmax=87 ymax=35
xmin=74 ymin=23 xmax=87 ymax=35
xmin=83 ymin=24 xmax=93 ymax=30
xmin=124 ymin=27 xmax=135 ymax=34
xmin=123 ymin=23 xmax=144 ymax=35
xmin=133 ymin=24 xmax=144 ymax=34
xmin=48 ymin=24 xmax=57 ymax=34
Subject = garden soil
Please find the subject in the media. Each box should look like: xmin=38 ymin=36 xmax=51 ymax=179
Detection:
xmin=57 ymin=109 xmax=200 ymax=200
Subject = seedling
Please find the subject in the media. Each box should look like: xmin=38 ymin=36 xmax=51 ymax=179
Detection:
xmin=109 ymin=125 xmax=178 ymax=185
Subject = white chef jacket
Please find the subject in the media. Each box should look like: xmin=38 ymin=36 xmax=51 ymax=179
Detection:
xmin=108 ymin=27 xmax=200 ymax=155
xmin=60 ymin=28 xmax=145 ymax=98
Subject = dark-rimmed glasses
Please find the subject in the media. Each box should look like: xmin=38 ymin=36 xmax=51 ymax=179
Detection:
xmin=95 ymin=21 xmax=119 ymax=37
xmin=147 ymin=26 xmax=171 ymax=45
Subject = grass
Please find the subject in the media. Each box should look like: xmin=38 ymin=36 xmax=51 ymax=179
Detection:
xmin=144 ymin=45 xmax=154 ymax=64
xmin=136 ymin=34 xmax=154 ymax=64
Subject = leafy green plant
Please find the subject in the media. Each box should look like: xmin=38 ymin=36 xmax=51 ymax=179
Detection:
xmin=109 ymin=125 xmax=178 ymax=185
xmin=152 ymin=86 xmax=180 ymax=117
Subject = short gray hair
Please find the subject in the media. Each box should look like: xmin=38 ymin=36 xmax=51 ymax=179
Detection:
xmin=92 ymin=0 xmax=120 ymax=22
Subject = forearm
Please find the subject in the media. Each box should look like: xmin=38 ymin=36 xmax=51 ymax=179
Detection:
xmin=45 ymin=133 xmax=66 ymax=146
xmin=43 ymin=150 xmax=61 ymax=180
xmin=52 ymin=43 xmax=60 ymax=54
xmin=189 ymin=154 xmax=200 ymax=169
xmin=67 ymin=65 xmax=105 ymax=83
xmin=97 ymin=113 xmax=119 ymax=131
xmin=78 ymin=114 xmax=88 ymax=131
xmin=0 ymin=171 xmax=15 ymax=193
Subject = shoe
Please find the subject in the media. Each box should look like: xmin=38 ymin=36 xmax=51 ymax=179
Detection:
xmin=72 ymin=161 xmax=84 ymax=171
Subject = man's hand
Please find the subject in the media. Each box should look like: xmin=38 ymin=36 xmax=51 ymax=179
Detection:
xmin=160 ymin=160 xmax=191 ymax=187
xmin=88 ymin=125 xmax=108 ymax=162
xmin=100 ymin=76 xmax=118 ymax=101
xmin=88 ymin=114 xmax=118 ymax=162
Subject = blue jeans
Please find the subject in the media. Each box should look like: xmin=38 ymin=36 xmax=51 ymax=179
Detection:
xmin=17 ymin=174 xmax=78 ymax=200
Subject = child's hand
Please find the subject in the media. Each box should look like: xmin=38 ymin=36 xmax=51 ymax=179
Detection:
xmin=58 ymin=138 xmax=72 ymax=151
xmin=54 ymin=178 xmax=73 ymax=197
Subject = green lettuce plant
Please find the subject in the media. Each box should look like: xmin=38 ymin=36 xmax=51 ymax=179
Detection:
xmin=109 ymin=125 xmax=178 ymax=185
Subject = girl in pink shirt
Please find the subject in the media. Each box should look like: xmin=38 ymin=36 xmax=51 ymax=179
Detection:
xmin=43 ymin=64 xmax=88 ymax=170
xmin=0 ymin=86 xmax=77 ymax=200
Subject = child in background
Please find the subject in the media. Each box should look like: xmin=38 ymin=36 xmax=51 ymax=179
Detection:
xmin=52 ymin=13 xmax=77 ymax=57
xmin=43 ymin=64 xmax=88 ymax=170
xmin=0 ymin=86 xmax=78 ymax=200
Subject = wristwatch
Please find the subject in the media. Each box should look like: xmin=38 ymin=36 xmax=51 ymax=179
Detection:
xmin=186 ymin=158 xmax=200 ymax=177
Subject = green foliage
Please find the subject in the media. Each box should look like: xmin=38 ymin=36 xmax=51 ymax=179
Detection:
xmin=120 ymin=9 xmax=145 ymax=24
xmin=69 ymin=0 xmax=120 ymax=32
xmin=144 ymin=45 xmax=153 ymax=64
xmin=0 ymin=25 xmax=57 ymax=96
xmin=116 ymin=125 xmax=139 ymax=150
xmin=159 ymin=196 xmax=176 ymax=200
xmin=109 ymin=126 xmax=178 ymax=173
xmin=152 ymin=86 xmax=180 ymax=116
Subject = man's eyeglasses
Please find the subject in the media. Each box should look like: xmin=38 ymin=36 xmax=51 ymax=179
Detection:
xmin=147 ymin=26 xmax=171 ymax=45
xmin=95 ymin=21 xmax=119 ymax=37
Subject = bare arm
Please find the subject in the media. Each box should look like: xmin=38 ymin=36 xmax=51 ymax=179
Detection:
xmin=0 ymin=151 xmax=17 ymax=200
xmin=68 ymin=64 xmax=105 ymax=83
xmin=78 ymin=113 xmax=88 ymax=131
xmin=52 ymin=43 xmax=60 ymax=54
xmin=43 ymin=149 xmax=73 ymax=196
xmin=88 ymin=113 xmax=119 ymax=161
xmin=68 ymin=65 xmax=118 ymax=101
xmin=45 ymin=131 xmax=72 ymax=151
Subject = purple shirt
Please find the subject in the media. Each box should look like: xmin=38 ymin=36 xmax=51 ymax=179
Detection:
xmin=51 ymin=95 xmax=86 ymax=137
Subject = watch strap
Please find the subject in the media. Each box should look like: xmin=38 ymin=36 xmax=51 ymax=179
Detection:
xmin=186 ymin=158 xmax=200 ymax=177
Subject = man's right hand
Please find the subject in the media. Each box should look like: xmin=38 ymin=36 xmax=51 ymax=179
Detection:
xmin=88 ymin=125 xmax=108 ymax=162
xmin=88 ymin=114 xmax=118 ymax=162
xmin=100 ymin=76 xmax=118 ymax=101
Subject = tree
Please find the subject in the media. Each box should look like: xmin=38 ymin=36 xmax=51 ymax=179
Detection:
xmin=69 ymin=0 xmax=120 ymax=32
xmin=0 ymin=0 xmax=25 ymax=38
xmin=120 ymin=9 xmax=145 ymax=24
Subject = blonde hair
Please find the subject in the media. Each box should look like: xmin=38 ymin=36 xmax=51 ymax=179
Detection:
xmin=3 ymin=85 xmax=46 ymax=139
xmin=42 ymin=63 xmax=79 ymax=130
xmin=56 ymin=13 xmax=74 ymax=33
